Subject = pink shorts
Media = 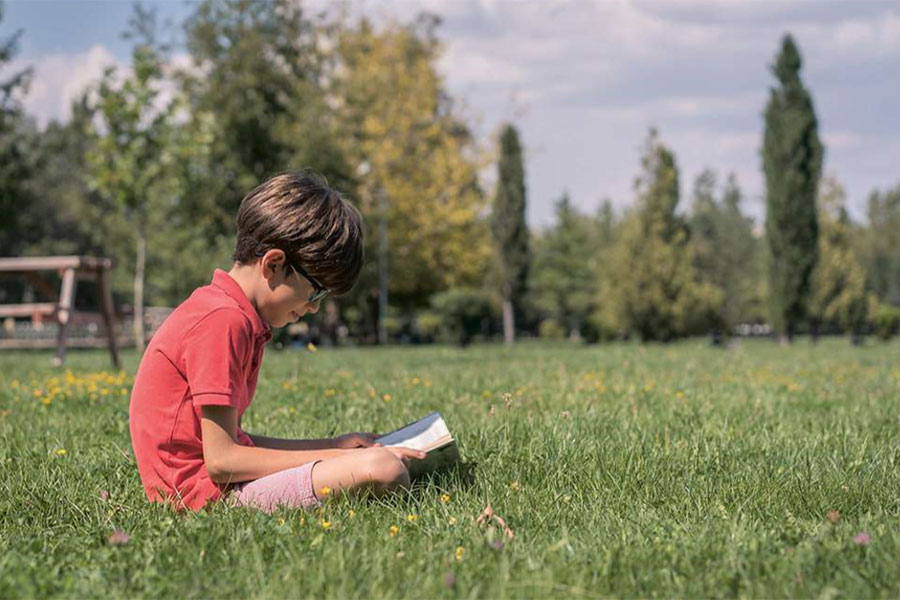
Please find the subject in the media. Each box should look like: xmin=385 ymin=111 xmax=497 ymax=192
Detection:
xmin=229 ymin=461 xmax=322 ymax=512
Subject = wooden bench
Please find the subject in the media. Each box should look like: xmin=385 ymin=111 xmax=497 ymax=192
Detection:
xmin=0 ymin=256 xmax=120 ymax=368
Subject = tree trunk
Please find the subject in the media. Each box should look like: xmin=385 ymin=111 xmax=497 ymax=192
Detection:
xmin=134 ymin=230 xmax=146 ymax=352
xmin=502 ymin=300 xmax=515 ymax=345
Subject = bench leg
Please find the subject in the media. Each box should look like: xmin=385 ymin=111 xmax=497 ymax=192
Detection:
xmin=98 ymin=268 xmax=120 ymax=370
xmin=54 ymin=268 xmax=76 ymax=367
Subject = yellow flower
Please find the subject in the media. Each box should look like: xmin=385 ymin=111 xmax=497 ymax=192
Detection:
xmin=324 ymin=388 xmax=336 ymax=397
xmin=509 ymin=480 xmax=521 ymax=491
xmin=440 ymin=493 xmax=451 ymax=504
xmin=389 ymin=525 xmax=399 ymax=537
xmin=55 ymin=448 xmax=67 ymax=456
xmin=563 ymin=495 xmax=572 ymax=504
xmin=307 ymin=342 xmax=317 ymax=352
xmin=455 ymin=546 xmax=465 ymax=561
xmin=448 ymin=517 xmax=457 ymax=525
xmin=348 ymin=510 xmax=356 ymax=519
xmin=320 ymin=520 xmax=331 ymax=530
xmin=33 ymin=389 xmax=42 ymax=398
xmin=406 ymin=514 xmax=417 ymax=522
xmin=383 ymin=393 xmax=391 ymax=402
xmin=319 ymin=486 xmax=332 ymax=497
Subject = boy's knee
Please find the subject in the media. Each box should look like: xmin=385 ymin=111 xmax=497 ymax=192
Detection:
xmin=362 ymin=448 xmax=409 ymax=488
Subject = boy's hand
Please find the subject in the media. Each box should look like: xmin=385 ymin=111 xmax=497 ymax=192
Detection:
xmin=333 ymin=432 xmax=379 ymax=449
xmin=381 ymin=446 xmax=427 ymax=465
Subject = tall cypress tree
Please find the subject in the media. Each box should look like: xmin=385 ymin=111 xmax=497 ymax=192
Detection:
xmin=762 ymin=34 xmax=823 ymax=343
xmin=491 ymin=124 xmax=529 ymax=344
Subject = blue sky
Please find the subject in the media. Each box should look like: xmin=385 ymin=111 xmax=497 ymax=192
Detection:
xmin=3 ymin=0 xmax=899 ymax=227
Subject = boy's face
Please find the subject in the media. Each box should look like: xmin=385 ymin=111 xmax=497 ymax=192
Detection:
xmin=259 ymin=252 xmax=321 ymax=328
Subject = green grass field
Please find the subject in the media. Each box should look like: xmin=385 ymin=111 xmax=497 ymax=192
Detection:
xmin=2 ymin=339 xmax=900 ymax=598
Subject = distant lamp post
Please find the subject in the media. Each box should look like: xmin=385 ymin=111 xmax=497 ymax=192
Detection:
xmin=357 ymin=161 xmax=389 ymax=345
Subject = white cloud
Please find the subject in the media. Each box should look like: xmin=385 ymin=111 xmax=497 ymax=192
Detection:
xmin=10 ymin=44 xmax=121 ymax=126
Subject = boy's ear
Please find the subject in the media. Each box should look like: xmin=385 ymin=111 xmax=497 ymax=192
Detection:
xmin=260 ymin=248 xmax=287 ymax=281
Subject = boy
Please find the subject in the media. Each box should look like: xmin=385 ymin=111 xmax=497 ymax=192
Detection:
xmin=129 ymin=171 xmax=424 ymax=512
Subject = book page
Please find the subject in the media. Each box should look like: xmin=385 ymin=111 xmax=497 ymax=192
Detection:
xmin=376 ymin=412 xmax=451 ymax=452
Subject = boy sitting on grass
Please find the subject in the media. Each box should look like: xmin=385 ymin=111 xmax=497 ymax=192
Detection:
xmin=129 ymin=171 xmax=425 ymax=512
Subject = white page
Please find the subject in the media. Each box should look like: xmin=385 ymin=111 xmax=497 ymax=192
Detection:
xmin=377 ymin=412 xmax=450 ymax=451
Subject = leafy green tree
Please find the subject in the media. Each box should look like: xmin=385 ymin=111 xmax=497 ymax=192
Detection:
xmin=530 ymin=193 xmax=602 ymax=340
xmin=86 ymin=8 xmax=178 ymax=350
xmin=0 ymin=0 xmax=34 ymax=259
xmin=762 ymin=34 xmax=823 ymax=343
xmin=810 ymin=177 xmax=869 ymax=343
xmin=491 ymin=123 xmax=529 ymax=343
xmin=861 ymin=183 xmax=900 ymax=308
xmin=689 ymin=170 xmax=765 ymax=336
xmin=594 ymin=129 xmax=720 ymax=342
xmin=180 ymin=0 xmax=339 ymax=214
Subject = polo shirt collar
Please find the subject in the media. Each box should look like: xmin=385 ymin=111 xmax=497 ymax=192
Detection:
xmin=211 ymin=269 xmax=271 ymax=340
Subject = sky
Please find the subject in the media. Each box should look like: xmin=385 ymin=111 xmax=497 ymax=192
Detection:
xmin=3 ymin=0 xmax=899 ymax=227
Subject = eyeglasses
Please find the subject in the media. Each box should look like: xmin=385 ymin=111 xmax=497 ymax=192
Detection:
xmin=255 ymin=249 xmax=330 ymax=303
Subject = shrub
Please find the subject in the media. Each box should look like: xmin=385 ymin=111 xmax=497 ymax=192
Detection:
xmin=872 ymin=304 xmax=900 ymax=341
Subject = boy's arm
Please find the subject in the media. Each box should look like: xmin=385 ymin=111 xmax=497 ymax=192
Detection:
xmin=245 ymin=433 xmax=337 ymax=451
xmin=247 ymin=431 xmax=379 ymax=451
xmin=201 ymin=406 xmax=350 ymax=483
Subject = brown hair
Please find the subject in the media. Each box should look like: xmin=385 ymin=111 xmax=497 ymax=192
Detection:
xmin=232 ymin=171 xmax=364 ymax=295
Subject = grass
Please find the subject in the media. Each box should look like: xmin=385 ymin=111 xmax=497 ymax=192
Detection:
xmin=1 ymin=338 xmax=900 ymax=598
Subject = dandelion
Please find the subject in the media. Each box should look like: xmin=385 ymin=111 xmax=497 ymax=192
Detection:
xmin=383 ymin=393 xmax=391 ymax=402
xmin=306 ymin=342 xmax=317 ymax=352
xmin=348 ymin=510 xmax=356 ymax=519
xmin=108 ymin=530 xmax=130 ymax=545
xmin=320 ymin=520 xmax=331 ymax=530
xmin=563 ymin=495 xmax=571 ymax=504
xmin=389 ymin=525 xmax=399 ymax=537
xmin=440 ymin=493 xmax=451 ymax=504
xmin=55 ymin=448 xmax=67 ymax=457
xmin=319 ymin=486 xmax=332 ymax=497
xmin=324 ymin=388 xmax=336 ymax=397
xmin=455 ymin=546 xmax=465 ymax=561
xmin=509 ymin=480 xmax=521 ymax=491
xmin=675 ymin=391 xmax=685 ymax=399
xmin=854 ymin=531 xmax=871 ymax=546
xmin=448 ymin=517 xmax=457 ymax=525
xmin=406 ymin=514 xmax=418 ymax=522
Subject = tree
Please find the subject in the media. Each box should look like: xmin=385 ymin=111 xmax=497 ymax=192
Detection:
xmin=0 ymin=0 xmax=34 ymax=259
xmin=180 ymin=0 xmax=338 ymax=214
xmin=530 ymin=193 xmax=601 ymax=340
xmin=491 ymin=123 xmax=529 ymax=344
xmin=87 ymin=7 xmax=178 ymax=350
xmin=762 ymin=34 xmax=823 ymax=343
xmin=334 ymin=16 xmax=491 ymax=313
xmin=810 ymin=177 xmax=869 ymax=343
xmin=861 ymin=183 xmax=900 ymax=308
xmin=689 ymin=170 xmax=764 ymax=337
xmin=595 ymin=129 xmax=720 ymax=342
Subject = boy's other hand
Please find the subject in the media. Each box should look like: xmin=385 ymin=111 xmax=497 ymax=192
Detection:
xmin=333 ymin=432 xmax=379 ymax=449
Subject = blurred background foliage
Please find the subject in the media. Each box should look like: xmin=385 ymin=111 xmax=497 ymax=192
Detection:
xmin=0 ymin=1 xmax=899 ymax=346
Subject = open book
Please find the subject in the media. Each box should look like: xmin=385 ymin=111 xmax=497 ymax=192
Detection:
xmin=376 ymin=411 xmax=459 ymax=477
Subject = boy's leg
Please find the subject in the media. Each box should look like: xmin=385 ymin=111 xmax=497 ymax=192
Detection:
xmin=311 ymin=447 xmax=410 ymax=500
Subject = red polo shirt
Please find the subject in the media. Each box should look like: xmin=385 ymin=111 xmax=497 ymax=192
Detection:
xmin=129 ymin=269 xmax=271 ymax=510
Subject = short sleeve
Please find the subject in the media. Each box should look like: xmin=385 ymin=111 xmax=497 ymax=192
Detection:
xmin=182 ymin=308 xmax=252 ymax=409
